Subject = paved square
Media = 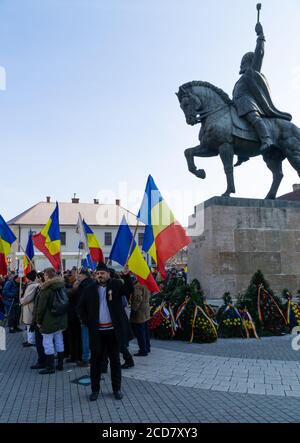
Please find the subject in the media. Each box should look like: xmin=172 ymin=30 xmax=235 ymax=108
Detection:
xmin=0 ymin=332 xmax=300 ymax=422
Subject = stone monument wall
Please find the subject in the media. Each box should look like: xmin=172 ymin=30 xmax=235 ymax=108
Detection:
xmin=187 ymin=197 xmax=300 ymax=303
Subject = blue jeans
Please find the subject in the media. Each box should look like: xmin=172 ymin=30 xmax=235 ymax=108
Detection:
xmin=145 ymin=321 xmax=151 ymax=353
xmin=81 ymin=324 xmax=90 ymax=363
xmin=132 ymin=321 xmax=151 ymax=355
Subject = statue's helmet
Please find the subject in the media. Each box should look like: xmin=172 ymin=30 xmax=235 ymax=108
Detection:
xmin=240 ymin=51 xmax=254 ymax=73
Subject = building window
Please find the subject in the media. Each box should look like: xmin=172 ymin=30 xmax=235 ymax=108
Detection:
xmin=138 ymin=232 xmax=144 ymax=246
xmin=60 ymin=232 xmax=66 ymax=246
xmin=105 ymin=232 xmax=112 ymax=246
xmin=62 ymin=259 xmax=66 ymax=271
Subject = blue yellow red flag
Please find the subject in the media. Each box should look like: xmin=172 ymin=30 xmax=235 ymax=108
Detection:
xmin=137 ymin=175 xmax=191 ymax=278
xmin=0 ymin=214 xmax=17 ymax=276
xmin=109 ymin=216 xmax=159 ymax=293
xmin=32 ymin=202 xmax=61 ymax=271
xmin=24 ymin=230 xmax=34 ymax=276
xmin=82 ymin=219 xmax=104 ymax=264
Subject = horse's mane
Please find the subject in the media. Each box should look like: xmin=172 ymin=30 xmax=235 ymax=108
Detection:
xmin=178 ymin=81 xmax=233 ymax=105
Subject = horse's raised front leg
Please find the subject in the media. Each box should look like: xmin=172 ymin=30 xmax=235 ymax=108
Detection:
xmin=219 ymin=143 xmax=236 ymax=197
xmin=184 ymin=145 xmax=217 ymax=179
xmin=264 ymin=156 xmax=283 ymax=199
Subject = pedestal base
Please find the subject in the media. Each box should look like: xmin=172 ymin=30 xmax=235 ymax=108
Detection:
xmin=187 ymin=196 xmax=300 ymax=303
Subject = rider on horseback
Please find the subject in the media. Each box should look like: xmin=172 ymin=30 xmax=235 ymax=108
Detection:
xmin=232 ymin=22 xmax=292 ymax=165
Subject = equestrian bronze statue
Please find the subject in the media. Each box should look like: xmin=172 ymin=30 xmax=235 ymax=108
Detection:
xmin=177 ymin=4 xmax=299 ymax=199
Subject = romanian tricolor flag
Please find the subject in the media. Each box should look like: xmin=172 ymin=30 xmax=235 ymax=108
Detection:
xmin=109 ymin=216 xmax=160 ymax=293
xmin=23 ymin=230 xmax=34 ymax=276
xmin=0 ymin=214 xmax=17 ymax=276
xmin=137 ymin=175 xmax=191 ymax=278
xmin=83 ymin=219 xmax=104 ymax=264
xmin=33 ymin=202 xmax=61 ymax=272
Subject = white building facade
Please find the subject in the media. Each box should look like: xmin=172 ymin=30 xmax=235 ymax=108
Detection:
xmin=8 ymin=197 xmax=145 ymax=272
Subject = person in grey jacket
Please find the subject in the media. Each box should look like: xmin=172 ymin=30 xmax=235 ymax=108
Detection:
xmin=20 ymin=270 xmax=40 ymax=347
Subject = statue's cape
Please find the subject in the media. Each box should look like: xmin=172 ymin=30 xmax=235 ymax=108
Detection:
xmin=244 ymin=69 xmax=292 ymax=121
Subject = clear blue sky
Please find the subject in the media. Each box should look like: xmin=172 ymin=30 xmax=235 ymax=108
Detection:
xmin=1 ymin=0 xmax=300 ymax=225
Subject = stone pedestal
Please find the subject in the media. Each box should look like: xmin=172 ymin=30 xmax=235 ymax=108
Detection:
xmin=187 ymin=196 xmax=300 ymax=303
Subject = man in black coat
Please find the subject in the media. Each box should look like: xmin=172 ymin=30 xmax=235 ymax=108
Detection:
xmin=75 ymin=269 xmax=97 ymax=367
xmin=78 ymin=262 xmax=133 ymax=401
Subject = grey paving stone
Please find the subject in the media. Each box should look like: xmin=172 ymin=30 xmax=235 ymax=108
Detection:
xmin=2 ymin=332 xmax=300 ymax=423
xmin=285 ymin=391 xmax=300 ymax=397
xmin=229 ymin=386 xmax=248 ymax=393
xmin=211 ymin=385 xmax=230 ymax=392
xmin=290 ymin=386 xmax=300 ymax=392
xmin=247 ymin=388 xmax=266 ymax=395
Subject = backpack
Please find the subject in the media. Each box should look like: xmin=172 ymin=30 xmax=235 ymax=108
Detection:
xmin=50 ymin=287 xmax=69 ymax=316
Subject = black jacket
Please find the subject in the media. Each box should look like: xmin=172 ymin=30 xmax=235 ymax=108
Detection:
xmin=67 ymin=278 xmax=95 ymax=323
xmin=78 ymin=276 xmax=134 ymax=352
xmin=78 ymin=277 xmax=94 ymax=301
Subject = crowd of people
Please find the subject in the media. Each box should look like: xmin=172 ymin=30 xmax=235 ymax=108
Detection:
xmin=0 ymin=263 xmax=152 ymax=402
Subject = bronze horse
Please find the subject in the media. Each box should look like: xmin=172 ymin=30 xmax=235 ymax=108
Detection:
xmin=177 ymin=81 xmax=300 ymax=199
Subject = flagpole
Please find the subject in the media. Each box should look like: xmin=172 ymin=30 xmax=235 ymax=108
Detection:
xmin=19 ymin=244 xmax=36 ymax=271
xmin=76 ymin=246 xmax=81 ymax=271
xmin=18 ymin=259 xmax=24 ymax=303
xmin=76 ymin=212 xmax=90 ymax=271
xmin=125 ymin=221 xmax=140 ymax=267
xmin=19 ymin=274 xmax=22 ymax=305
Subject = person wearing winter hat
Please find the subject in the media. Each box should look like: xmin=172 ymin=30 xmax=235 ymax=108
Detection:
xmin=78 ymin=263 xmax=133 ymax=401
